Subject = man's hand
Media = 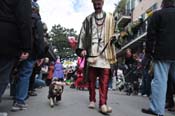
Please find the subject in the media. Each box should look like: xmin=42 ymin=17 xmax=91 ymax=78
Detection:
xmin=19 ymin=52 xmax=29 ymax=61
xmin=81 ymin=50 xmax=87 ymax=57
xmin=110 ymin=33 xmax=120 ymax=45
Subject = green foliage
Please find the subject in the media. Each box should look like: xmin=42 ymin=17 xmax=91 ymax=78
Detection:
xmin=114 ymin=0 xmax=127 ymax=13
xmin=49 ymin=24 xmax=78 ymax=60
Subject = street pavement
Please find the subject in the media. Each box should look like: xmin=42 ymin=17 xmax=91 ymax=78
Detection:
xmin=0 ymin=86 xmax=175 ymax=116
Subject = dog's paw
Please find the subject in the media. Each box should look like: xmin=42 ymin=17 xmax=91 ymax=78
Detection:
xmin=54 ymin=101 xmax=59 ymax=105
xmin=49 ymin=98 xmax=54 ymax=108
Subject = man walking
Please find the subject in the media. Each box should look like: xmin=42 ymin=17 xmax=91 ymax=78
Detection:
xmin=76 ymin=0 xmax=117 ymax=114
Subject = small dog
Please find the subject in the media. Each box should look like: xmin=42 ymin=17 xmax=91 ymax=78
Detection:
xmin=48 ymin=80 xmax=64 ymax=107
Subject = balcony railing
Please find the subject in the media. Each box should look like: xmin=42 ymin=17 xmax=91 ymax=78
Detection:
xmin=116 ymin=20 xmax=147 ymax=55
xmin=117 ymin=9 xmax=132 ymax=28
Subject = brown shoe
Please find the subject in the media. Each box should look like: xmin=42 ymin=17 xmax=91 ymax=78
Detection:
xmin=141 ymin=108 xmax=164 ymax=116
xmin=28 ymin=91 xmax=37 ymax=96
xmin=88 ymin=102 xmax=95 ymax=109
xmin=168 ymin=106 xmax=175 ymax=112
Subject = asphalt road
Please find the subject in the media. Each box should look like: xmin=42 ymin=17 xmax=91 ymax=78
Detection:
xmin=0 ymin=86 xmax=174 ymax=116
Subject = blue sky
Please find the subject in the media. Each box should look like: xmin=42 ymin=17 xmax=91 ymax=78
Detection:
xmin=73 ymin=0 xmax=82 ymax=12
xmin=38 ymin=0 xmax=119 ymax=33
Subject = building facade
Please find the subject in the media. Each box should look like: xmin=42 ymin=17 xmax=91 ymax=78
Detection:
xmin=132 ymin=0 xmax=163 ymax=21
xmin=114 ymin=0 xmax=163 ymax=55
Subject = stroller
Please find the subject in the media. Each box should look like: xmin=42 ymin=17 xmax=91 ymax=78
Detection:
xmin=122 ymin=64 xmax=141 ymax=95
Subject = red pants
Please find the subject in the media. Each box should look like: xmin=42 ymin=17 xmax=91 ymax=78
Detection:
xmin=75 ymin=69 xmax=88 ymax=89
xmin=75 ymin=76 xmax=83 ymax=88
xmin=88 ymin=67 xmax=111 ymax=107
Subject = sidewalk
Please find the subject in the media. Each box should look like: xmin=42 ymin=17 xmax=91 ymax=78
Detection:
xmin=0 ymin=86 xmax=175 ymax=116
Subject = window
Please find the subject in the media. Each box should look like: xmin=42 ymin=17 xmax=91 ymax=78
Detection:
xmin=152 ymin=3 xmax=158 ymax=10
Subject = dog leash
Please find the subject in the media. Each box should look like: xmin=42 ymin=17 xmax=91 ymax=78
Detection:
xmin=86 ymin=36 xmax=115 ymax=58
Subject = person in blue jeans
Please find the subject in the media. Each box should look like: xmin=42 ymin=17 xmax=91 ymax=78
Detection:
xmin=11 ymin=1 xmax=46 ymax=111
xmin=142 ymin=0 xmax=175 ymax=116
xmin=0 ymin=0 xmax=32 ymax=115
xmin=11 ymin=59 xmax=35 ymax=111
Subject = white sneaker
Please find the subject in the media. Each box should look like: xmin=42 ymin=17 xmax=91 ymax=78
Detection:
xmin=88 ymin=102 xmax=95 ymax=109
xmin=0 ymin=112 xmax=8 ymax=116
xmin=142 ymin=94 xmax=147 ymax=97
xmin=100 ymin=104 xmax=112 ymax=113
xmin=107 ymin=106 xmax=112 ymax=113
xmin=11 ymin=103 xmax=28 ymax=112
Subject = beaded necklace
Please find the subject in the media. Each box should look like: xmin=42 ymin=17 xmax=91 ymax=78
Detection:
xmin=94 ymin=12 xmax=106 ymax=52
xmin=94 ymin=12 xmax=106 ymax=26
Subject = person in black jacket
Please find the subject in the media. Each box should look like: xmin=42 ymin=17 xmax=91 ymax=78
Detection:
xmin=0 ymin=0 xmax=32 ymax=115
xmin=142 ymin=0 xmax=175 ymax=116
xmin=11 ymin=1 xmax=46 ymax=112
xmin=31 ymin=1 xmax=46 ymax=59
